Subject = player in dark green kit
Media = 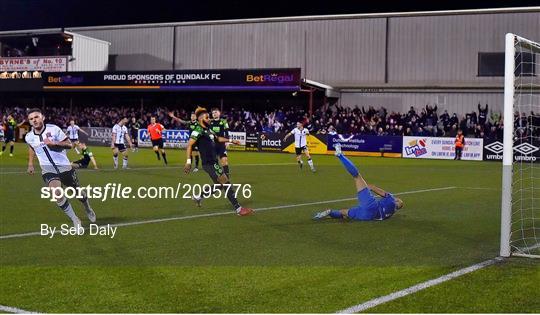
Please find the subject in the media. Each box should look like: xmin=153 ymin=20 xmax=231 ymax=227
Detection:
xmin=71 ymin=143 xmax=99 ymax=169
xmin=128 ymin=117 xmax=141 ymax=152
xmin=169 ymin=112 xmax=201 ymax=171
xmin=184 ymin=107 xmax=253 ymax=216
xmin=210 ymin=108 xmax=231 ymax=177
xmin=1 ymin=115 xmax=23 ymax=157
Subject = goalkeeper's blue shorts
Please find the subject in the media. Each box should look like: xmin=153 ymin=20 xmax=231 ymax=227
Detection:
xmin=347 ymin=188 xmax=380 ymax=221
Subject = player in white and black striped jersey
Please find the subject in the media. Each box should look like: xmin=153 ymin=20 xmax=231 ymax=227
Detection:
xmin=283 ymin=122 xmax=316 ymax=172
xmin=25 ymin=108 xmax=96 ymax=229
xmin=66 ymin=120 xmax=88 ymax=154
xmin=111 ymin=118 xmax=133 ymax=169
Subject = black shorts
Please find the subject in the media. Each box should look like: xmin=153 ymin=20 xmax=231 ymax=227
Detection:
xmin=202 ymin=162 xmax=225 ymax=183
xmin=295 ymin=146 xmax=307 ymax=155
xmin=151 ymin=138 xmax=164 ymax=149
xmin=192 ymin=145 xmax=199 ymax=152
xmin=42 ymin=169 xmax=80 ymax=187
xmin=70 ymin=138 xmax=79 ymax=142
xmin=4 ymin=132 xmax=14 ymax=142
xmin=73 ymin=157 xmax=90 ymax=169
xmin=114 ymin=143 xmax=126 ymax=152
xmin=215 ymin=144 xmax=227 ymax=158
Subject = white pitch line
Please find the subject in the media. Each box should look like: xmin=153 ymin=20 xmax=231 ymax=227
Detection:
xmin=0 ymin=186 xmax=456 ymax=240
xmin=0 ymin=186 xmax=458 ymax=314
xmin=0 ymin=163 xmax=297 ymax=175
xmin=336 ymin=257 xmax=502 ymax=313
xmin=0 ymin=305 xmax=39 ymax=314
xmin=458 ymin=187 xmax=500 ymax=191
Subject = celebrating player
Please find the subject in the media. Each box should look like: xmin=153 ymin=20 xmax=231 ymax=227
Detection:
xmin=111 ymin=118 xmax=133 ymax=169
xmin=169 ymin=111 xmax=201 ymax=172
xmin=66 ymin=120 xmax=89 ymax=154
xmin=147 ymin=116 xmax=168 ymax=165
xmin=1 ymin=114 xmax=24 ymax=157
xmin=25 ymin=108 xmax=96 ymax=228
xmin=210 ymin=108 xmax=231 ymax=177
xmin=313 ymin=144 xmax=403 ymax=221
xmin=184 ymin=107 xmax=253 ymax=216
xmin=71 ymin=142 xmax=98 ymax=170
xmin=283 ymin=122 xmax=316 ymax=172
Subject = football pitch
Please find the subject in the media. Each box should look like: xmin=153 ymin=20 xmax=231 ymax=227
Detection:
xmin=0 ymin=143 xmax=538 ymax=313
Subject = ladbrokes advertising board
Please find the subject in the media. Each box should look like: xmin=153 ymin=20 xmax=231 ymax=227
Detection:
xmin=403 ymin=136 xmax=483 ymax=161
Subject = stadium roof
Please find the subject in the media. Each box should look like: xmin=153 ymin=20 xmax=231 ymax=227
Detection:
xmin=0 ymin=6 xmax=538 ymax=34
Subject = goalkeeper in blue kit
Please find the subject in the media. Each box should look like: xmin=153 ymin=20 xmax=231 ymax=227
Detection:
xmin=313 ymin=144 xmax=403 ymax=221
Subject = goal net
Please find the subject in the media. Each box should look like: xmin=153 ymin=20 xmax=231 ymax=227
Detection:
xmin=501 ymin=33 xmax=540 ymax=258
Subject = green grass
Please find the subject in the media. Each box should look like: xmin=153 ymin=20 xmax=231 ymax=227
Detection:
xmin=0 ymin=143 xmax=538 ymax=313
xmin=369 ymin=259 xmax=540 ymax=313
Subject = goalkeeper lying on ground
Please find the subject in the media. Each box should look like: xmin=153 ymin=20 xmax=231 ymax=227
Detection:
xmin=313 ymin=143 xmax=403 ymax=221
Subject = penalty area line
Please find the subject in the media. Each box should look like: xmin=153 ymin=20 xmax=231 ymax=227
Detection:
xmin=335 ymin=257 xmax=502 ymax=313
xmin=0 ymin=305 xmax=40 ymax=314
xmin=0 ymin=186 xmax=456 ymax=240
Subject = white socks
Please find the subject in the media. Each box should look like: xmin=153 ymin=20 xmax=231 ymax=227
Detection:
xmin=58 ymin=198 xmax=79 ymax=222
xmin=114 ymin=155 xmax=128 ymax=169
xmin=307 ymin=159 xmax=314 ymax=169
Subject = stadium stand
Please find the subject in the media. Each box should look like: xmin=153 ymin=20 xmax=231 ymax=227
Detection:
xmin=1 ymin=103 xmax=510 ymax=140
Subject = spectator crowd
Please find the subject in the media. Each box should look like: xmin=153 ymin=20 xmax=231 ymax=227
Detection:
xmin=2 ymin=102 xmax=537 ymax=142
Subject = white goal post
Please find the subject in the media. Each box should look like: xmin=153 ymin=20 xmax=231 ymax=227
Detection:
xmin=500 ymin=33 xmax=540 ymax=258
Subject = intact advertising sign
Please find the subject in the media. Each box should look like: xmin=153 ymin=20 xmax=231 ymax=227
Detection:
xmin=0 ymin=56 xmax=68 ymax=72
xmin=259 ymin=133 xmax=286 ymax=152
xmin=42 ymin=68 xmax=301 ymax=91
xmin=327 ymin=134 xmax=402 ymax=157
xmin=138 ymin=129 xmax=190 ymax=148
xmin=227 ymin=131 xmax=246 ymax=151
xmin=483 ymin=138 xmax=540 ymax=162
xmin=403 ymin=136 xmax=483 ymax=161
